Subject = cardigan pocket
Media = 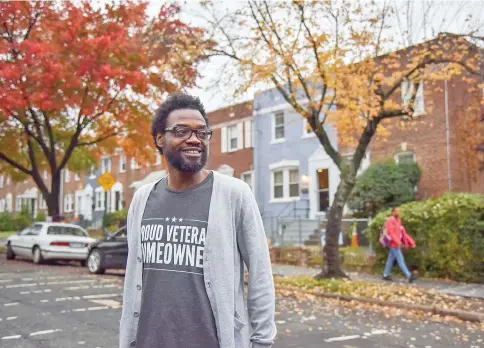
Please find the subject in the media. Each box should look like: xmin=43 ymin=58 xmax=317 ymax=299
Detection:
xmin=234 ymin=311 xmax=246 ymax=330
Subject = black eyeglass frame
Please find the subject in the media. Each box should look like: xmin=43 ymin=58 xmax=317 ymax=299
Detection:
xmin=164 ymin=125 xmax=213 ymax=141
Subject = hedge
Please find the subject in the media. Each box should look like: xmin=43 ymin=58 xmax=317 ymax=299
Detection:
xmin=368 ymin=193 xmax=484 ymax=283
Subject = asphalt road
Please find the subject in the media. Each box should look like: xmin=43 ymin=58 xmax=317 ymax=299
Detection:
xmin=1 ymin=258 xmax=483 ymax=348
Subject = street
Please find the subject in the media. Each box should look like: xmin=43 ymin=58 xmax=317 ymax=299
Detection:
xmin=1 ymin=259 xmax=483 ymax=348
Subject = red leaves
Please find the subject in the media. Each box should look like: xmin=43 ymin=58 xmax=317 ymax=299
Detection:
xmin=0 ymin=0 xmax=210 ymax=169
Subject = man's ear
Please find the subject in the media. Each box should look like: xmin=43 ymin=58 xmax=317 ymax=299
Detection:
xmin=156 ymin=133 xmax=164 ymax=150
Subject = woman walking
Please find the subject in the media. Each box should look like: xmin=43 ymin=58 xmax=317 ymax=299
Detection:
xmin=382 ymin=207 xmax=417 ymax=283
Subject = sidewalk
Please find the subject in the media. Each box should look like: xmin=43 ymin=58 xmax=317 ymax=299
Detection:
xmin=271 ymin=263 xmax=484 ymax=300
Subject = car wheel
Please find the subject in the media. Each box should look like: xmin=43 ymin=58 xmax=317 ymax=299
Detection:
xmin=32 ymin=246 xmax=44 ymax=264
xmin=87 ymin=249 xmax=105 ymax=274
xmin=6 ymin=243 xmax=15 ymax=260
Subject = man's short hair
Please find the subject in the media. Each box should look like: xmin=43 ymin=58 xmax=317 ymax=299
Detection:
xmin=151 ymin=93 xmax=209 ymax=154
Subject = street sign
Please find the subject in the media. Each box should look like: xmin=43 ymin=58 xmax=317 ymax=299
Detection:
xmin=97 ymin=172 xmax=116 ymax=191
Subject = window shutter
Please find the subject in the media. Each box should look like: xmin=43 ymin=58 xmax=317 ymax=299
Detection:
xmin=221 ymin=127 xmax=228 ymax=153
xmin=244 ymin=120 xmax=252 ymax=148
xmin=237 ymin=122 xmax=244 ymax=150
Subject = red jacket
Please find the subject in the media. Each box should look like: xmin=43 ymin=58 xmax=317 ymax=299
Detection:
xmin=385 ymin=216 xmax=416 ymax=248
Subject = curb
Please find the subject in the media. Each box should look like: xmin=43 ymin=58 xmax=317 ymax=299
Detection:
xmin=277 ymin=285 xmax=484 ymax=323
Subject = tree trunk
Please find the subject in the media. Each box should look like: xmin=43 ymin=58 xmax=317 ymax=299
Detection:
xmin=46 ymin=173 xmax=62 ymax=221
xmin=316 ymin=169 xmax=356 ymax=279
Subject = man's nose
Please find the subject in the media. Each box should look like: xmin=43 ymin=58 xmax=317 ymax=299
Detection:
xmin=186 ymin=131 xmax=201 ymax=144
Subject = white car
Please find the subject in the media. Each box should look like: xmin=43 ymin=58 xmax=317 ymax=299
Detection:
xmin=6 ymin=222 xmax=96 ymax=265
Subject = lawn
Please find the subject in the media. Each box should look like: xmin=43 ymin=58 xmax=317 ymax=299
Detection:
xmin=0 ymin=231 xmax=16 ymax=240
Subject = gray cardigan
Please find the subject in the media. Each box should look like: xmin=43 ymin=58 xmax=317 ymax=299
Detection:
xmin=119 ymin=171 xmax=277 ymax=348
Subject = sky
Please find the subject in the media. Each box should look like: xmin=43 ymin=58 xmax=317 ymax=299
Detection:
xmin=144 ymin=0 xmax=484 ymax=112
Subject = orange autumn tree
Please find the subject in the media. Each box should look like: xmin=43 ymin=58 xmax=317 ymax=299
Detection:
xmin=202 ymin=0 xmax=483 ymax=277
xmin=0 ymin=1 xmax=210 ymax=220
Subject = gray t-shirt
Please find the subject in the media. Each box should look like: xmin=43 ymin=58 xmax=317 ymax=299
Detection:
xmin=135 ymin=173 xmax=219 ymax=348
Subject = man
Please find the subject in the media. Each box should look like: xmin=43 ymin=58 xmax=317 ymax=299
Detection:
xmin=382 ymin=207 xmax=416 ymax=283
xmin=119 ymin=93 xmax=276 ymax=348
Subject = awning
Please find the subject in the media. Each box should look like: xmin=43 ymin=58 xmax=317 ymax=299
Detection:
xmin=129 ymin=170 xmax=167 ymax=190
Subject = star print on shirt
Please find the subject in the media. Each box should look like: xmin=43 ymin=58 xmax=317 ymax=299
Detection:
xmin=172 ymin=216 xmax=177 ymax=222
xmin=165 ymin=217 xmax=170 ymax=222
xmin=178 ymin=218 xmax=183 ymax=222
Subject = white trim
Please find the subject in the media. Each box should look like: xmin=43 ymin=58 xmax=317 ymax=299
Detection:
xmin=100 ymin=156 xmax=112 ymax=174
xmin=244 ymin=120 xmax=253 ymax=148
xmin=119 ymin=153 xmax=127 ymax=173
xmin=210 ymin=116 xmax=253 ymax=130
xmin=216 ymin=164 xmax=235 ymax=177
xmin=65 ymin=169 xmax=70 ymax=183
xmin=269 ymin=197 xmax=301 ymax=204
xmin=240 ymin=170 xmax=254 ymax=191
xmin=302 ymin=118 xmax=316 ymax=139
xmin=272 ymin=111 xmax=285 ymax=143
xmin=269 ymin=159 xmax=300 ymax=170
xmin=394 ymin=151 xmax=416 ymax=164
xmin=221 ymin=127 xmax=228 ymax=153
xmin=227 ymin=124 xmax=239 ymax=152
xmin=270 ymin=166 xmax=300 ymax=201
xmin=253 ymin=98 xmax=309 ymax=116
xmin=94 ymin=187 xmax=105 ymax=211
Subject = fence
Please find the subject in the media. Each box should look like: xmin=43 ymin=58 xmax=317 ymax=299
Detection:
xmin=263 ymin=215 xmax=373 ymax=268
xmin=263 ymin=215 xmax=371 ymax=247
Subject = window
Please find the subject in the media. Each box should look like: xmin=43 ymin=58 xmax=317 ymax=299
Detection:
xmin=47 ymin=225 xmax=88 ymax=237
xmin=30 ymin=224 xmax=43 ymax=235
xmin=288 ymin=169 xmax=299 ymax=197
xmin=64 ymin=194 xmax=73 ymax=212
xmin=101 ymin=157 xmax=111 ymax=173
xmin=6 ymin=176 xmax=10 ymax=185
xmin=0 ymin=199 xmax=5 ymax=212
xmin=39 ymin=197 xmax=47 ymax=210
xmin=88 ymin=166 xmax=96 ymax=178
xmin=228 ymin=125 xmax=238 ymax=151
xmin=317 ymin=168 xmax=330 ymax=212
xmin=131 ymin=158 xmax=140 ymax=170
xmin=273 ymin=112 xmax=285 ymax=140
xmin=74 ymin=173 xmax=80 ymax=181
xmin=270 ymin=164 xmax=300 ymax=201
xmin=15 ymin=197 xmax=22 ymax=212
xmin=119 ymin=153 xmax=127 ymax=173
xmin=0 ymin=175 xmax=3 ymax=188
xmin=155 ymin=154 xmax=161 ymax=166
xmin=221 ymin=123 xmax=243 ymax=153
xmin=395 ymin=151 xmax=416 ymax=164
xmin=65 ymin=169 xmax=70 ymax=183
xmin=95 ymin=189 xmax=105 ymax=211
xmin=241 ymin=171 xmax=253 ymax=190
xmin=114 ymin=227 xmax=127 ymax=239
xmin=401 ymin=80 xmax=425 ymax=116
xmin=273 ymin=171 xmax=284 ymax=199
xmin=43 ymin=170 xmax=48 ymax=180
xmin=303 ymin=118 xmax=313 ymax=136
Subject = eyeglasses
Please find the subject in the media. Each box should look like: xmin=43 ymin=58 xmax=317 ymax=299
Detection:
xmin=165 ymin=125 xmax=213 ymax=141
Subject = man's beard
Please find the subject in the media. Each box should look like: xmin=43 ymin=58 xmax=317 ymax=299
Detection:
xmin=164 ymin=148 xmax=208 ymax=173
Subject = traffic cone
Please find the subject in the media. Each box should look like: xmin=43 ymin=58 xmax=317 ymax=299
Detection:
xmin=350 ymin=226 xmax=359 ymax=248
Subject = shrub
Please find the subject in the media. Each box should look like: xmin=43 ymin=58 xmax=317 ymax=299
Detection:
xmin=12 ymin=207 xmax=33 ymax=231
xmin=348 ymin=160 xmax=421 ymax=217
xmin=103 ymin=209 xmax=128 ymax=228
xmin=368 ymin=193 xmax=484 ymax=283
xmin=35 ymin=211 xmax=46 ymax=222
xmin=0 ymin=212 xmax=14 ymax=231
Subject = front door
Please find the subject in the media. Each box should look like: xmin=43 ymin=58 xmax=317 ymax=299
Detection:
xmin=317 ymin=168 xmax=330 ymax=213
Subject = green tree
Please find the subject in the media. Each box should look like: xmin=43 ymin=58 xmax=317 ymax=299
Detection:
xmin=348 ymin=160 xmax=421 ymax=217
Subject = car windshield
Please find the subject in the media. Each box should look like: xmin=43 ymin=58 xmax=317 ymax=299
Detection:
xmin=47 ymin=226 xmax=88 ymax=237
xmin=115 ymin=228 xmax=127 ymax=238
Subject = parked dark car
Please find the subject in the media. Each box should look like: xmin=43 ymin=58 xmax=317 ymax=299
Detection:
xmin=86 ymin=226 xmax=127 ymax=274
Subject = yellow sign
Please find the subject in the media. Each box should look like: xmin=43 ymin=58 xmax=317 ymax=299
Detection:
xmin=97 ymin=172 xmax=116 ymax=191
